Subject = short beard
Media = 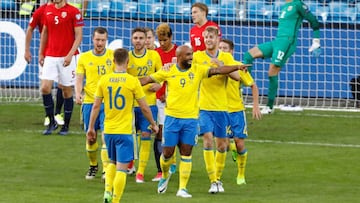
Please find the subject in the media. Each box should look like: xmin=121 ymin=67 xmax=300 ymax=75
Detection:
xmin=181 ymin=61 xmax=192 ymax=69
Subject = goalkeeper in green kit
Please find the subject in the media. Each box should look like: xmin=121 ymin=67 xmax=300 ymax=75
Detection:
xmin=243 ymin=0 xmax=321 ymax=114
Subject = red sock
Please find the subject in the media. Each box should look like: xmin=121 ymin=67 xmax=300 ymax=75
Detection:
xmin=128 ymin=160 xmax=134 ymax=169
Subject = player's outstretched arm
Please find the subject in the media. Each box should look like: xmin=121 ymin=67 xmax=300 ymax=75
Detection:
xmin=137 ymin=98 xmax=159 ymax=134
xmin=251 ymin=83 xmax=262 ymax=120
xmin=75 ymin=74 xmax=84 ymax=105
xmin=86 ymin=97 xmax=101 ymax=145
xmin=38 ymin=26 xmax=48 ymax=66
xmin=139 ymin=76 xmax=155 ymax=86
xmin=208 ymin=64 xmax=251 ymax=77
xmin=24 ymin=26 xmax=35 ymax=64
xmin=299 ymin=2 xmax=321 ymax=57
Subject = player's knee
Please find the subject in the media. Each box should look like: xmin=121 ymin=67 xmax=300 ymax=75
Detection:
xmin=243 ymin=51 xmax=254 ymax=65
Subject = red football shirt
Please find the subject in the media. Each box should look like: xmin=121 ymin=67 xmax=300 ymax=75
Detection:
xmin=190 ymin=21 xmax=221 ymax=52
xmin=155 ymin=44 xmax=178 ymax=99
xmin=43 ymin=3 xmax=84 ymax=57
xmin=29 ymin=4 xmax=47 ymax=33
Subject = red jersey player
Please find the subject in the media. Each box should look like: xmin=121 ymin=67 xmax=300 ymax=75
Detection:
xmin=24 ymin=0 xmax=66 ymax=128
xmin=39 ymin=0 xmax=84 ymax=135
xmin=190 ymin=2 xmax=221 ymax=52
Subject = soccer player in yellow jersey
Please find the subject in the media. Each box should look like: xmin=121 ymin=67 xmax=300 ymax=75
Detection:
xmin=127 ymin=27 xmax=163 ymax=183
xmin=87 ymin=48 xmax=159 ymax=203
xmin=139 ymin=45 xmax=249 ymax=198
xmin=219 ymin=39 xmax=262 ymax=185
xmin=192 ymin=26 xmax=240 ymax=194
xmin=75 ymin=27 xmax=113 ymax=181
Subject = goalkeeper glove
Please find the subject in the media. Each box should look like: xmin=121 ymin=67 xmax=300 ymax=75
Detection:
xmin=309 ymin=38 xmax=321 ymax=57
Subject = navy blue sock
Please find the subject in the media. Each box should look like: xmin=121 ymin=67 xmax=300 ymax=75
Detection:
xmin=55 ymin=88 xmax=64 ymax=115
xmin=63 ymin=97 xmax=74 ymax=128
xmin=42 ymin=93 xmax=54 ymax=124
xmin=153 ymin=138 xmax=162 ymax=172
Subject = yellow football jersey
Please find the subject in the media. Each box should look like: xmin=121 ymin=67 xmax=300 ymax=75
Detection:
xmin=150 ymin=63 xmax=210 ymax=119
xmin=95 ymin=72 xmax=146 ymax=134
xmin=127 ymin=49 xmax=162 ymax=106
xmin=193 ymin=50 xmax=237 ymax=111
xmin=76 ymin=49 xmax=114 ymax=104
xmin=227 ymin=61 xmax=255 ymax=113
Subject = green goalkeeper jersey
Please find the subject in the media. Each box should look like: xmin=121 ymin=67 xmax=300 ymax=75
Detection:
xmin=277 ymin=0 xmax=320 ymax=39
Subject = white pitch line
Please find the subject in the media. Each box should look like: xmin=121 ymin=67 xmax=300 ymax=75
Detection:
xmin=5 ymin=129 xmax=360 ymax=148
xmin=248 ymin=139 xmax=360 ymax=148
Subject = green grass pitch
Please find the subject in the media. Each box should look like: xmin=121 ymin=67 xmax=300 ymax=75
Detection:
xmin=0 ymin=103 xmax=359 ymax=203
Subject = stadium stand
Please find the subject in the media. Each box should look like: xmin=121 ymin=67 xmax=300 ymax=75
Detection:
xmin=218 ymin=0 xmax=238 ymax=21
xmin=138 ymin=0 xmax=164 ymax=20
xmin=1 ymin=0 xmax=16 ymax=10
xmin=163 ymin=0 xmax=191 ymax=20
xmin=109 ymin=0 xmax=138 ymax=19
xmin=328 ymin=1 xmax=357 ymax=23
xmin=248 ymin=0 xmax=274 ymax=21
xmin=86 ymin=0 xmax=110 ymax=17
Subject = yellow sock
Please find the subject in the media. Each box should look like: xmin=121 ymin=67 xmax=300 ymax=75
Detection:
xmin=179 ymin=155 xmax=192 ymax=190
xmin=237 ymin=150 xmax=248 ymax=179
xmin=112 ymin=170 xmax=127 ymax=203
xmin=215 ymin=150 xmax=227 ymax=180
xmin=105 ymin=163 xmax=116 ymax=192
xmin=160 ymin=154 xmax=172 ymax=179
xmin=203 ymin=149 xmax=217 ymax=182
xmin=101 ymin=144 xmax=109 ymax=173
xmin=86 ymin=142 xmax=99 ymax=166
xmin=171 ymin=149 xmax=177 ymax=165
xmin=229 ymin=140 xmax=236 ymax=152
xmin=137 ymin=138 xmax=151 ymax=175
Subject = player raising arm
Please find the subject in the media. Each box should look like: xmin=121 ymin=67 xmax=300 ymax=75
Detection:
xmin=243 ymin=0 xmax=321 ymax=114
xmin=139 ymin=45 xmax=249 ymax=198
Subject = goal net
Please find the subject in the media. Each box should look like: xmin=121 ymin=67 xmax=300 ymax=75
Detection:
xmin=1 ymin=0 xmax=359 ymax=111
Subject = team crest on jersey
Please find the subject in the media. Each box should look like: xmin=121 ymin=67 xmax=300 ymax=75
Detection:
xmin=147 ymin=60 xmax=153 ymax=68
xmin=88 ymin=62 xmax=93 ymax=66
xmin=75 ymin=13 xmax=81 ymax=20
xmin=303 ymin=4 xmax=309 ymax=12
xmin=61 ymin=12 xmax=67 ymax=18
xmin=188 ymin=72 xmax=195 ymax=80
xmin=287 ymin=6 xmax=293 ymax=11
xmin=106 ymin=59 xmax=112 ymax=67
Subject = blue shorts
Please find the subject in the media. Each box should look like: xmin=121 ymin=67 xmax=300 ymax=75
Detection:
xmin=162 ymin=116 xmax=199 ymax=147
xmin=105 ymin=134 xmax=134 ymax=163
xmin=82 ymin=103 xmax=105 ymax=132
xmin=199 ymin=110 xmax=230 ymax=138
xmin=229 ymin=111 xmax=248 ymax=139
xmin=134 ymin=105 xmax=158 ymax=133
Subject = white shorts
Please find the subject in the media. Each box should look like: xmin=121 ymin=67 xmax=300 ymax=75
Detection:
xmin=40 ymin=55 xmax=78 ymax=86
xmin=156 ymin=99 xmax=165 ymax=125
